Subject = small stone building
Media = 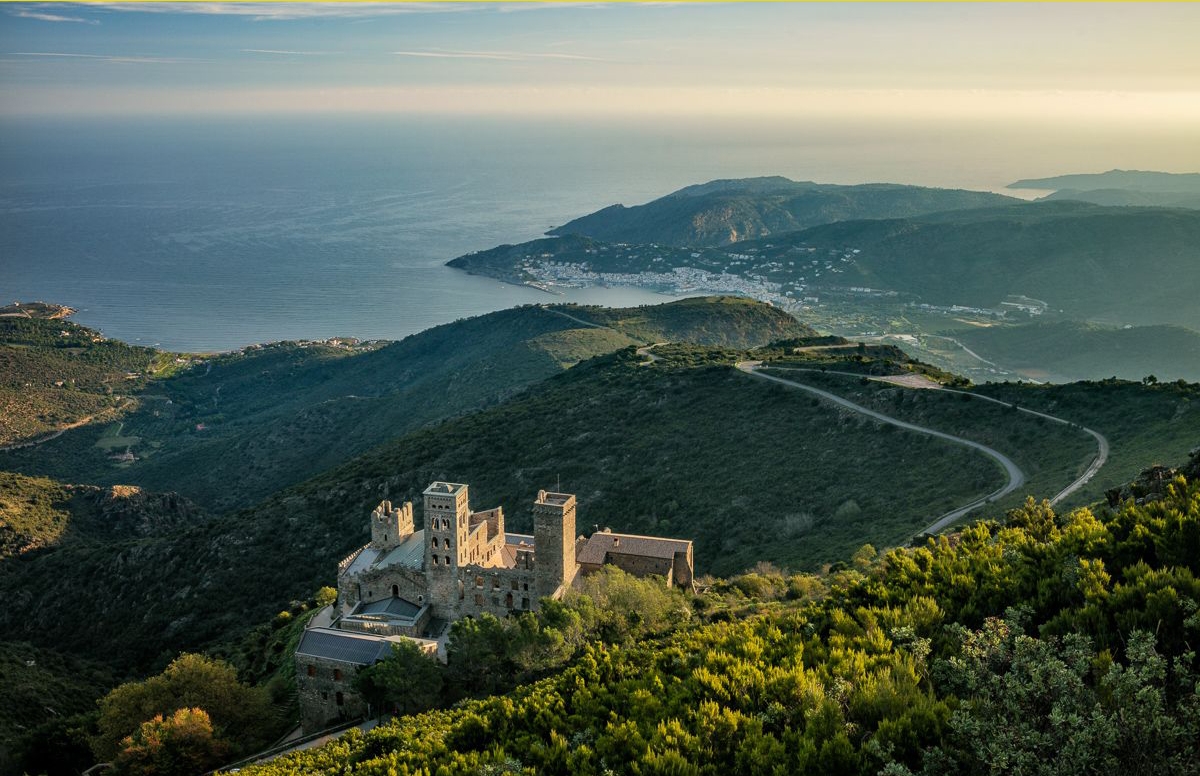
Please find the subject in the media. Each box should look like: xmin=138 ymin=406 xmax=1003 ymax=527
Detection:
xmin=577 ymin=531 xmax=694 ymax=588
xmin=294 ymin=627 xmax=436 ymax=732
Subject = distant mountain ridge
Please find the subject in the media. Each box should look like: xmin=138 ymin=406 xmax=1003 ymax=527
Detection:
xmin=1009 ymin=169 xmax=1200 ymax=193
xmin=547 ymin=176 xmax=1018 ymax=247
xmin=1009 ymin=170 xmax=1200 ymax=209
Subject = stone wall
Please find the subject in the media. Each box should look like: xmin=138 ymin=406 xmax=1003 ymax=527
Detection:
xmin=340 ymin=565 xmax=429 ymax=615
xmin=296 ymin=655 xmax=368 ymax=733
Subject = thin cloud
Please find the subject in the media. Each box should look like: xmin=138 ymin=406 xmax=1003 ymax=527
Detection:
xmin=12 ymin=10 xmax=100 ymax=24
xmin=241 ymin=49 xmax=328 ymax=56
xmin=394 ymin=48 xmax=604 ymax=62
xmin=9 ymin=51 xmax=199 ymax=64
xmin=79 ymin=3 xmax=472 ymax=21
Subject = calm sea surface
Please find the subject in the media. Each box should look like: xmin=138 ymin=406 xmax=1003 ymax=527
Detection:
xmin=2 ymin=115 xmax=1194 ymax=351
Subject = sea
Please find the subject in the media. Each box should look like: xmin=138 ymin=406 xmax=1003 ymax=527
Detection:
xmin=3 ymin=114 xmax=1196 ymax=352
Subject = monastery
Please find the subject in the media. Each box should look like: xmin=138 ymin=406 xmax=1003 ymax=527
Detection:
xmin=295 ymin=481 xmax=693 ymax=731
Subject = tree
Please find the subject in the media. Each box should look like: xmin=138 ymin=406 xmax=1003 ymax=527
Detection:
xmin=354 ymin=641 xmax=443 ymax=716
xmin=113 ymin=708 xmax=230 ymax=776
xmin=93 ymin=654 xmax=273 ymax=762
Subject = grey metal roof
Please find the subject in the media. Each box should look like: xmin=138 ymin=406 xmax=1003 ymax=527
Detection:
xmin=295 ymin=628 xmax=392 ymax=665
xmin=355 ymin=597 xmax=422 ymax=619
xmin=577 ymin=532 xmax=692 ymax=565
xmin=378 ymin=530 xmax=425 ymax=570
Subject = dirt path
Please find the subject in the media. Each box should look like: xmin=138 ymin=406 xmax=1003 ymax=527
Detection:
xmin=0 ymin=398 xmax=135 ymax=452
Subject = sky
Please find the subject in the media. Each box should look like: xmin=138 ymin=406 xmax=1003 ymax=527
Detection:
xmin=1 ymin=2 xmax=1199 ymax=125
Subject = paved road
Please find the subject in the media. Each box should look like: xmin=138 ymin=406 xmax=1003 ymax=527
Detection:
xmin=735 ymin=361 xmax=1027 ymax=534
xmin=931 ymin=384 xmax=1110 ymax=506
xmin=742 ymin=363 xmax=1110 ymax=531
xmin=538 ymin=305 xmax=612 ymax=330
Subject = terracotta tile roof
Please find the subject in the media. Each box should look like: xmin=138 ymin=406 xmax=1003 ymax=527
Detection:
xmin=577 ymin=532 xmax=691 ymax=565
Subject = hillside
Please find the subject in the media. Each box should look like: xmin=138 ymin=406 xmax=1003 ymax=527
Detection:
xmin=545 ymin=177 xmax=1016 ymax=247
xmin=1009 ymin=169 xmax=1200 ymax=193
xmin=239 ymin=455 xmax=1200 ymax=776
xmin=733 ymin=202 xmax=1200 ymax=329
xmin=451 ymin=199 xmax=1200 ymax=333
xmin=0 ymin=316 xmax=170 ymax=447
xmin=0 ymin=471 xmax=205 ymax=559
xmin=953 ymin=320 xmax=1200 ymax=383
xmin=1 ymin=298 xmax=810 ymax=512
xmin=4 ymin=342 xmax=1169 ymax=678
xmin=1037 ymin=188 xmax=1200 ymax=209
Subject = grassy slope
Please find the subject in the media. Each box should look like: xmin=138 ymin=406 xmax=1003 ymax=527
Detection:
xmin=1 ymin=298 xmax=811 ymax=512
xmin=973 ymin=378 xmax=1200 ymax=507
xmin=0 ymin=318 xmax=166 ymax=446
xmin=755 ymin=365 xmax=1098 ymax=515
xmin=952 ymin=320 xmax=1200 ymax=383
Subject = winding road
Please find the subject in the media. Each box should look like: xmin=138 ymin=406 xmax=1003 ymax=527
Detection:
xmin=735 ymin=361 xmax=1109 ymax=534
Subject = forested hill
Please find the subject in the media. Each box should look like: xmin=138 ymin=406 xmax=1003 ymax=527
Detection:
xmin=6 ymin=339 xmax=1197 ymax=680
xmin=731 ymin=201 xmax=1200 ymax=328
xmin=240 ymin=453 xmax=1200 ymax=776
xmin=546 ymin=177 xmax=1016 ymax=247
xmin=954 ymin=320 xmax=1200 ymax=383
xmin=1 ymin=297 xmax=809 ymax=512
xmin=1010 ymin=169 xmax=1200 ymax=194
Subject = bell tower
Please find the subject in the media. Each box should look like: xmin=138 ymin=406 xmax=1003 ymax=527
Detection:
xmin=423 ymin=481 xmax=470 ymax=570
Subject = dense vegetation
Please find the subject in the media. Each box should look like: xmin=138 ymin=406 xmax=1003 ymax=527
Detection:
xmin=753 ymin=364 xmax=1097 ymax=514
xmin=953 ymin=320 xmax=1200 ymax=383
xmin=1 ymin=299 xmax=810 ymax=512
xmin=545 ymin=177 xmax=1014 ymax=247
xmin=237 ymin=455 xmax=1200 ymax=775
xmin=735 ymin=202 xmax=1200 ymax=329
xmin=0 ymin=345 xmax=1021 ymax=675
xmin=0 ymin=316 xmax=168 ymax=446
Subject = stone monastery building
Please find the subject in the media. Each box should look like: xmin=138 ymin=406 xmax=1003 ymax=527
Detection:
xmin=295 ymin=481 xmax=694 ymax=731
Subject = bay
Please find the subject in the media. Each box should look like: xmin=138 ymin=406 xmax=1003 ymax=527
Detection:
xmin=2 ymin=114 xmax=1194 ymax=351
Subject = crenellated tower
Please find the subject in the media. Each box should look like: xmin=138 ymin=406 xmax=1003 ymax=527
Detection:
xmin=370 ymin=500 xmax=414 ymax=551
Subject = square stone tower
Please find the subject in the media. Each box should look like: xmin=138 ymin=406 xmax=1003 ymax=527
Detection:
xmin=423 ymin=482 xmax=469 ymax=612
xmin=533 ymin=490 xmax=577 ymax=599
xmin=423 ymin=482 xmax=470 ymax=569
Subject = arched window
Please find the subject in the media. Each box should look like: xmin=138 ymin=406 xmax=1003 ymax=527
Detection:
xmin=391 ymin=585 xmax=399 ymax=598
xmin=432 ymin=555 xmax=439 ymax=566
xmin=444 ymin=555 xmax=451 ymax=565
xmin=431 ymin=537 xmax=439 ymax=549
xmin=335 ymin=691 xmax=344 ymax=707
xmin=505 ymin=592 xmax=514 ymax=609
